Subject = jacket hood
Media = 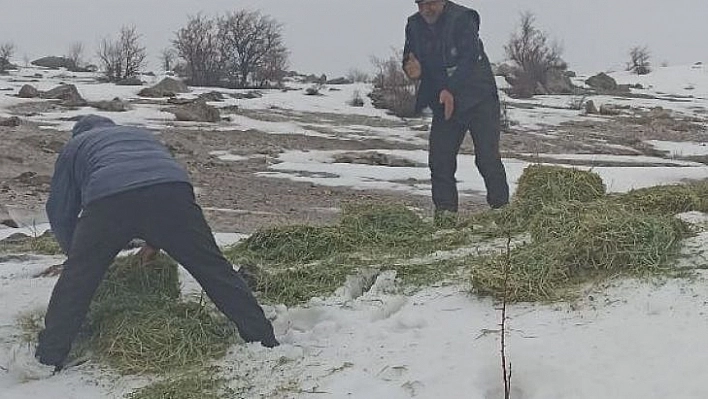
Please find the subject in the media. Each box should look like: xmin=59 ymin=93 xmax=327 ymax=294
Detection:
xmin=72 ymin=115 xmax=116 ymax=137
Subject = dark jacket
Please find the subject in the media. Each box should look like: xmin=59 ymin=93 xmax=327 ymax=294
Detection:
xmin=403 ymin=1 xmax=497 ymax=117
xmin=46 ymin=115 xmax=190 ymax=253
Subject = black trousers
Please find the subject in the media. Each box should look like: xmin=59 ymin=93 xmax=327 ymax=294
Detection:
xmin=36 ymin=182 xmax=277 ymax=367
xmin=429 ymin=97 xmax=509 ymax=211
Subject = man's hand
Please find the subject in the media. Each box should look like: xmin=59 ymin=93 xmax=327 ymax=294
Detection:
xmin=403 ymin=53 xmax=422 ymax=80
xmin=138 ymin=244 xmax=159 ymax=265
xmin=439 ymin=89 xmax=454 ymax=120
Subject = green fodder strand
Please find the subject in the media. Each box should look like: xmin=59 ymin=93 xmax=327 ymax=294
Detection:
xmin=86 ymin=254 xmax=235 ymax=374
xmin=248 ymin=261 xmax=357 ymax=306
xmin=237 ymin=225 xmax=346 ymax=263
xmin=471 ymin=203 xmax=687 ymax=302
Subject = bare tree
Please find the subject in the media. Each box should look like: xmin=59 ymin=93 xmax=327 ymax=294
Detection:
xmin=173 ymin=11 xmax=288 ymax=88
xmin=253 ymin=46 xmax=289 ymax=87
xmin=173 ymin=14 xmax=223 ymax=86
xmin=0 ymin=43 xmax=15 ymax=72
xmin=97 ymin=25 xmax=147 ymax=82
xmin=504 ymin=12 xmax=565 ymax=98
xmin=627 ymin=45 xmax=651 ymax=75
xmin=66 ymin=42 xmax=85 ymax=70
xmin=217 ymin=10 xmax=288 ymax=88
xmin=159 ymin=48 xmax=177 ymax=72
xmin=346 ymin=68 xmax=370 ymax=83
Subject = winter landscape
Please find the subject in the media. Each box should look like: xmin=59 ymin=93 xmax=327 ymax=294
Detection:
xmin=1 ymin=2 xmax=708 ymax=399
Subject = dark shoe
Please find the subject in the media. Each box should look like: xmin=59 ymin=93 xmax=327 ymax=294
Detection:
xmin=261 ymin=336 xmax=280 ymax=348
xmin=434 ymin=210 xmax=458 ymax=229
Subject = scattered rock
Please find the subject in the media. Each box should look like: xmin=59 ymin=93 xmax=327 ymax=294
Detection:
xmin=1 ymin=219 xmax=19 ymax=228
xmin=89 ymin=97 xmax=131 ymax=112
xmin=326 ymin=77 xmax=352 ymax=85
xmin=0 ymin=116 xmax=21 ymax=127
xmin=31 ymin=56 xmax=74 ymax=69
xmin=41 ymin=84 xmax=87 ymax=107
xmin=18 ymin=84 xmax=40 ymax=98
xmin=585 ymin=100 xmax=598 ymax=114
xmin=333 ymin=151 xmax=423 ymax=167
xmin=493 ymin=63 xmax=515 ymax=78
xmin=115 ymin=77 xmax=144 ymax=86
xmin=599 ymin=104 xmax=621 ymax=116
xmin=544 ymin=68 xmax=574 ymax=94
xmin=649 ymin=106 xmax=672 ymax=119
xmin=138 ymin=77 xmax=189 ymax=97
xmin=231 ymin=91 xmax=262 ymax=100
xmin=198 ymin=91 xmax=226 ymax=102
xmin=169 ymin=99 xmax=221 ymax=122
xmin=0 ymin=232 xmax=30 ymax=244
xmin=166 ymin=97 xmax=194 ymax=105
xmin=585 ymin=73 xmax=617 ymax=92
xmin=13 ymin=171 xmax=51 ymax=186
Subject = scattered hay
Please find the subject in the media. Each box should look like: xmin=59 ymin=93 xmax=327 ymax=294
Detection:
xmin=239 ymin=225 xmax=345 ymax=263
xmin=224 ymin=203 xmax=467 ymax=306
xmin=0 ymin=230 xmax=62 ymax=255
xmin=611 ymin=184 xmax=703 ymax=215
xmin=471 ymin=199 xmax=689 ymax=302
xmin=86 ymin=254 xmax=236 ymax=374
xmin=126 ymin=367 xmax=233 ymax=399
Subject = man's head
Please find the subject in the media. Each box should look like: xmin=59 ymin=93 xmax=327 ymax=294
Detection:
xmin=72 ymin=114 xmax=116 ymax=137
xmin=416 ymin=0 xmax=446 ymax=25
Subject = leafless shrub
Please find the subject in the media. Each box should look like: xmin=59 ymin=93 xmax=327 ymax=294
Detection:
xmin=504 ymin=12 xmax=565 ymax=98
xmin=369 ymin=50 xmax=417 ymax=117
xmin=0 ymin=42 xmax=15 ymax=72
xmin=159 ymin=48 xmax=177 ymax=72
xmin=627 ymin=45 xmax=651 ymax=75
xmin=500 ymin=100 xmax=512 ymax=131
xmin=348 ymin=90 xmax=365 ymax=107
xmin=65 ymin=42 xmax=85 ymax=70
xmin=567 ymin=90 xmax=589 ymax=110
xmin=346 ymin=68 xmax=370 ymax=83
xmin=97 ymin=25 xmax=147 ymax=82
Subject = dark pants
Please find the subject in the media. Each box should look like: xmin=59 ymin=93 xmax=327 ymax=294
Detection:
xmin=429 ymin=97 xmax=509 ymax=211
xmin=36 ymin=182 xmax=277 ymax=367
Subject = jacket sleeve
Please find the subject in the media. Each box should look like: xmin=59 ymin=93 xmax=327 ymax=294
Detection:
xmin=445 ymin=10 xmax=482 ymax=93
xmin=46 ymin=145 xmax=82 ymax=254
xmin=403 ymin=20 xmax=414 ymax=68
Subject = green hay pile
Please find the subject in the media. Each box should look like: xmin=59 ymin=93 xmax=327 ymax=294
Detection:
xmin=513 ymin=164 xmax=606 ymax=217
xmin=85 ymin=254 xmax=236 ymax=374
xmin=470 ymin=165 xmax=692 ymax=302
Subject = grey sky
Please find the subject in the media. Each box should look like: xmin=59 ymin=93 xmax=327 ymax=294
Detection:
xmin=0 ymin=0 xmax=705 ymax=76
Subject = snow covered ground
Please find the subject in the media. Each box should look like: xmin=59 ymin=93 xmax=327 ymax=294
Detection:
xmin=0 ymin=64 xmax=707 ymax=398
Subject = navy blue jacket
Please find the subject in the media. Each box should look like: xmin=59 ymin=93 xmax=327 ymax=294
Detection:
xmin=46 ymin=115 xmax=191 ymax=253
xmin=404 ymin=1 xmax=497 ymax=118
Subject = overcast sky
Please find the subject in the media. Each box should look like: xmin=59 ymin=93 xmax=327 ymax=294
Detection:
xmin=0 ymin=0 xmax=705 ymax=76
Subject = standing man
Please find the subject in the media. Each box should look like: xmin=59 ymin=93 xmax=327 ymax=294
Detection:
xmin=403 ymin=0 xmax=509 ymax=215
xmin=36 ymin=115 xmax=278 ymax=371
